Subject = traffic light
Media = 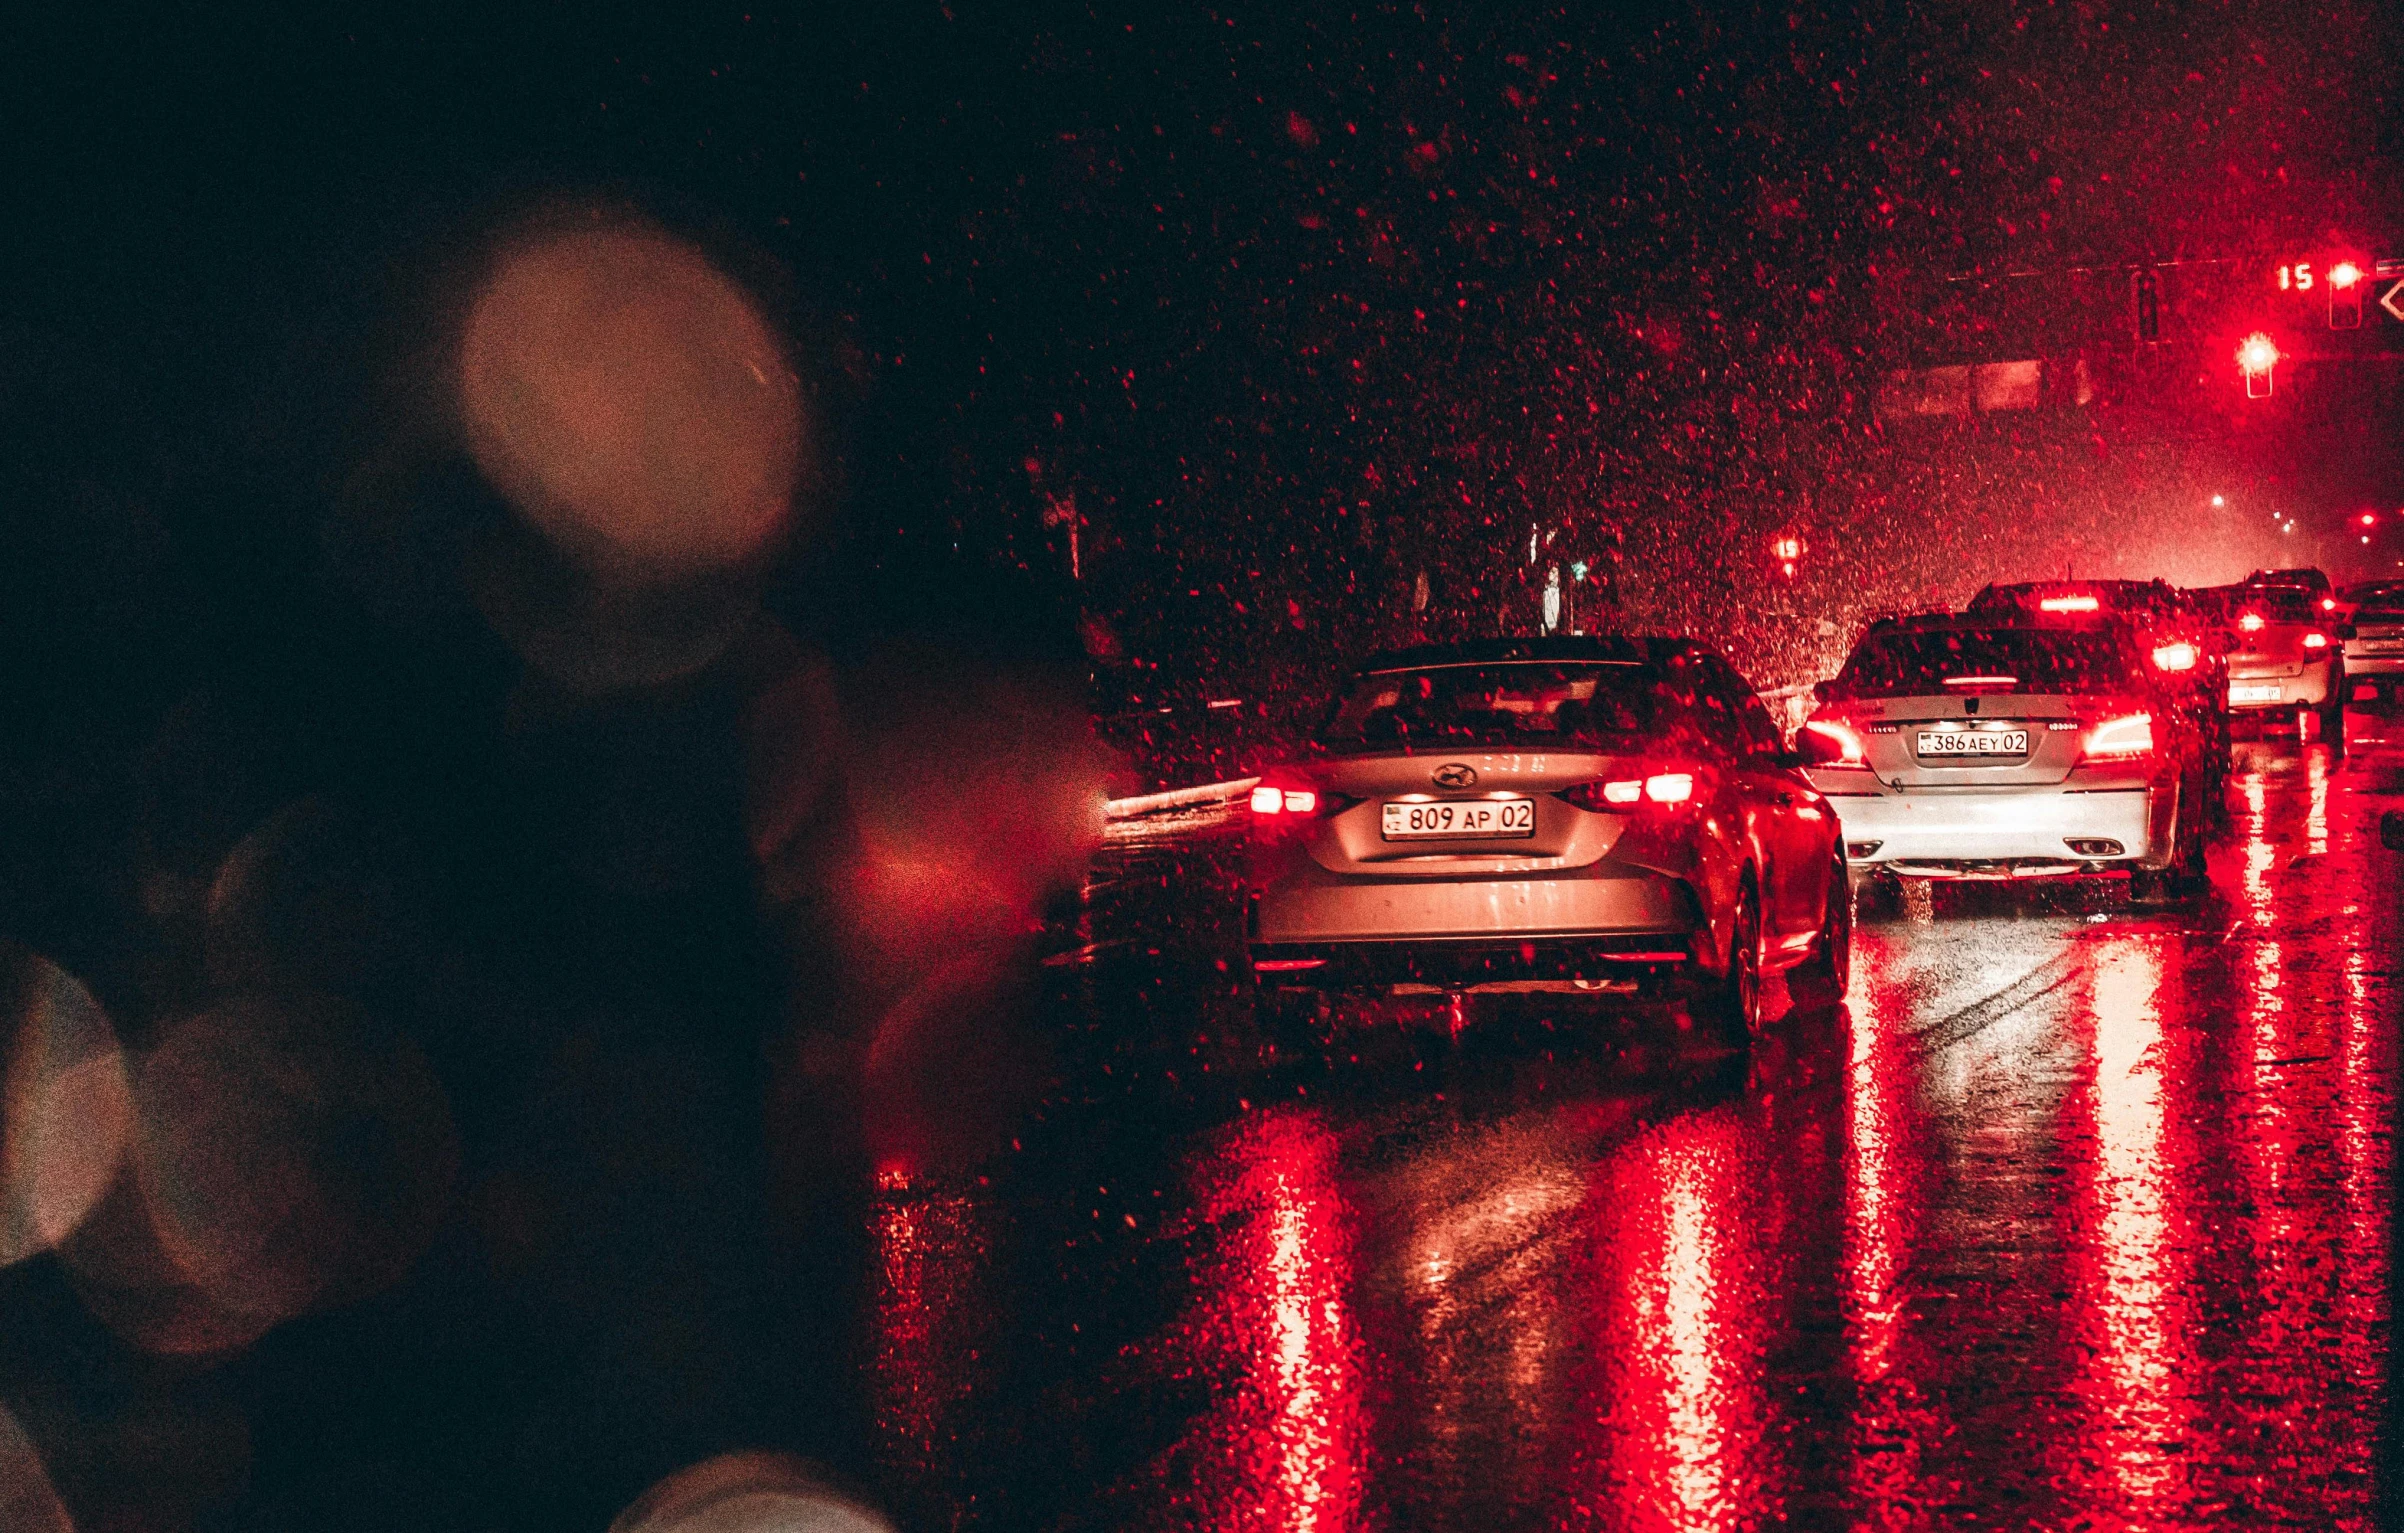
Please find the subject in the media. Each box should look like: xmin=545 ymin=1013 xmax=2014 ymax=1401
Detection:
xmin=2133 ymin=269 xmax=2161 ymax=343
xmin=2237 ymin=332 xmax=2279 ymax=399
xmin=2330 ymin=261 xmax=2364 ymax=329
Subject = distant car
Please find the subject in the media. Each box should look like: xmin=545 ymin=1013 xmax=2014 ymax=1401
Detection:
xmin=1243 ymin=636 xmax=1848 ymax=1045
xmin=1965 ymin=579 xmax=2233 ymax=782
xmin=2200 ymin=583 xmax=2347 ymax=751
xmin=2247 ymin=566 xmax=2339 ymax=616
xmin=2336 ymin=579 xmax=2404 ymax=627
xmin=2341 ymin=587 xmax=2404 ymax=710
xmin=1797 ymin=614 xmax=2215 ymax=897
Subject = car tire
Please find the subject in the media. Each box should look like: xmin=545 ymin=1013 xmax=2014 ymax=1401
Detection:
xmin=2133 ymin=784 xmax=2210 ymax=902
xmin=2170 ymin=787 xmax=2211 ymax=896
xmin=1788 ymin=855 xmax=1852 ymax=1009
xmin=1693 ymin=877 xmax=1764 ymax=1049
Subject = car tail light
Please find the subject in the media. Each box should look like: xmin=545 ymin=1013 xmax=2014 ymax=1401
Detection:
xmin=1643 ymin=772 xmax=1695 ymax=803
xmin=2303 ymin=632 xmax=2330 ymax=650
xmin=2039 ymin=594 xmax=2101 ymax=613
xmin=2323 ymin=597 xmax=2339 ymax=612
xmin=2082 ymin=713 xmax=2154 ymax=762
xmin=1249 ymin=782 xmax=1344 ymax=817
xmin=1563 ymin=771 xmax=1696 ymax=810
xmin=1798 ymin=718 xmax=1870 ymax=768
xmin=2239 ymin=612 xmax=2267 ymax=633
xmin=2150 ymin=640 xmax=2199 ymax=672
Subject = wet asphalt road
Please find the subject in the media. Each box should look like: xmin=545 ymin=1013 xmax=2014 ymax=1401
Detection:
xmin=857 ymin=721 xmax=2404 ymax=1531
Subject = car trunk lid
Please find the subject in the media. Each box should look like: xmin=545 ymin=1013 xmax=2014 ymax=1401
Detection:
xmin=1266 ymin=749 xmax=1660 ymax=871
xmin=1819 ymin=692 xmax=2093 ymax=788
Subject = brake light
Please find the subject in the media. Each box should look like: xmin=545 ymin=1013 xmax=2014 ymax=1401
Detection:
xmin=1644 ymin=772 xmax=1695 ymax=804
xmin=2150 ymin=640 xmax=2199 ymax=672
xmin=1564 ymin=772 xmax=1696 ymax=809
xmin=1800 ymin=718 xmax=1870 ymax=767
xmin=2303 ymin=632 xmax=2330 ymax=650
xmin=2039 ymin=594 xmax=2101 ymax=613
xmin=1249 ymin=784 xmax=1326 ymax=815
xmin=2082 ymin=713 xmax=2154 ymax=762
xmin=1942 ymin=675 xmax=2018 ymax=688
xmin=2240 ymin=612 xmax=2266 ymax=633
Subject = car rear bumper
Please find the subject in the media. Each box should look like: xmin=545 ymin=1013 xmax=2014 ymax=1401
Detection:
xmin=1248 ymin=932 xmax=1701 ymax=988
xmin=2227 ymin=660 xmax=2336 ymax=709
xmin=1819 ymin=787 xmax=2157 ymax=871
xmin=1249 ymin=865 xmax=1694 ymax=946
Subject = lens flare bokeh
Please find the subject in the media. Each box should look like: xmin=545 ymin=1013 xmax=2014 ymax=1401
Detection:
xmin=458 ymin=216 xmax=806 ymax=584
xmin=0 ymin=948 xmax=131 ymax=1270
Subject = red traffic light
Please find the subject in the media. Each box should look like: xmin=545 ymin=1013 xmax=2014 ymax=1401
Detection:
xmin=2237 ymin=332 xmax=2280 ymax=397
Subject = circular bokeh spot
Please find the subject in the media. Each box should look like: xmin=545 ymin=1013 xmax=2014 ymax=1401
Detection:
xmin=0 ymin=948 xmax=131 ymax=1268
xmin=611 ymin=1453 xmax=894 ymax=1533
xmin=131 ymin=992 xmax=459 ymax=1331
xmin=458 ymin=216 xmax=804 ymax=583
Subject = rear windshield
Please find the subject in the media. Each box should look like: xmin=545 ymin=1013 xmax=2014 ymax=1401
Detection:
xmin=2229 ymin=590 xmax=2318 ymax=623
xmin=1969 ymin=584 xmax=2139 ymax=615
xmin=1832 ymin=628 xmax=2135 ymax=698
xmin=1321 ymin=662 xmax=1709 ymax=749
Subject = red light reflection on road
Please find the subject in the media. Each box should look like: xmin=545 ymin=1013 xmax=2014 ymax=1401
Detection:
xmin=1841 ymin=932 xmax=1919 ymax=1383
xmin=2240 ymin=768 xmax=2275 ymax=920
xmin=2304 ymin=749 xmax=2330 ymax=854
xmin=2057 ymin=936 xmax=2204 ymax=1514
xmin=1567 ymin=1107 xmax=1781 ymax=1531
xmin=865 ymin=1191 xmax=993 ymax=1498
xmin=1838 ymin=930 xmax=1944 ymax=1523
xmin=2336 ymin=922 xmax=2392 ymax=1428
xmin=1177 ymin=1110 xmax=1365 ymax=1532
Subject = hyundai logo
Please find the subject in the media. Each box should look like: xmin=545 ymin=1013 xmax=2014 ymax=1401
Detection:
xmin=1432 ymin=763 xmax=1478 ymax=789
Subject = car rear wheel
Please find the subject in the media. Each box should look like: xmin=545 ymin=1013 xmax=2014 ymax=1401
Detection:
xmin=2133 ymin=782 xmax=2210 ymax=902
xmin=2320 ymin=690 xmax=2348 ymax=759
xmin=1789 ymin=855 xmax=1852 ymax=1009
xmin=1694 ymin=878 xmax=1763 ymax=1048
xmin=2169 ymin=791 xmax=2210 ymax=894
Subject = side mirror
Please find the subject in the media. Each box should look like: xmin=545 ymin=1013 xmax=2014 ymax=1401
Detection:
xmin=2338 ymin=622 xmax=2358 ymax=641
xmin=1811 ymin=680 xmax=1836 ymax=704
xmin=1775 ymin=748 xmax=1809 ymax=771
xmin=2383 ymin=810 xmax=2404 ymax=853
